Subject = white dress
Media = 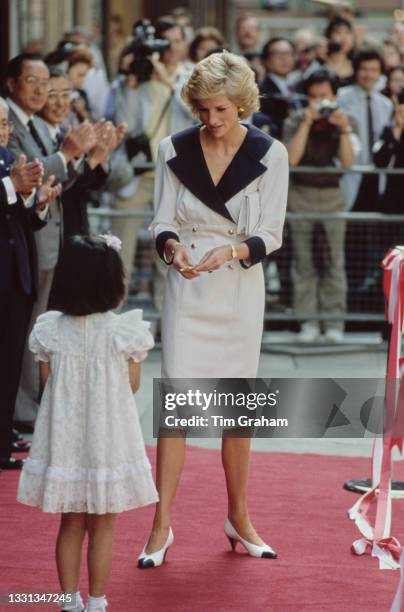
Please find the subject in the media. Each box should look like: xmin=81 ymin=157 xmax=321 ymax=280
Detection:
xmin=17 ymin=309 xmax=159 ymax=514
xmin=150 ymin=124 xmax=289 ymax=378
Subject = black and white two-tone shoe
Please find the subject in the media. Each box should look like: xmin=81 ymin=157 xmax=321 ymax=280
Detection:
xmin=138 ymin=527 xmax=174 ymax=568
xmin=224 ymin=518 xmax=277 ymax=559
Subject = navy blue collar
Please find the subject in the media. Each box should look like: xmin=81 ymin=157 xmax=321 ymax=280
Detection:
xmin=167 ymin=124 xmax=274 ymax=221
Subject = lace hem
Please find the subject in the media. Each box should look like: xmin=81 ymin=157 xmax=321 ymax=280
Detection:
xmin=17 ymin=470 xmax=159 ymax=514
xmin=23 ymin=456 xmax=153 ymax=482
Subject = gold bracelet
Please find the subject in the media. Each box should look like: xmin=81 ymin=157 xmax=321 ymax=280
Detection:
xmin=230 ymin=244 xmax=238 ymax=260
xmin=164 ymin=240 xmax=181 ymax=264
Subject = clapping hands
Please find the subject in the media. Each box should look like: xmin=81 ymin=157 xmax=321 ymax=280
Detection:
xmin=37 ymin=174 xmax=62 ymax=210
xmin=87 ymin=120 xmax=128 ymax=169
xmin=10 ymin=154 xmax=44 ymax=194
xmin=9 ymin=155 xmax=61 ymax=209
xmin=61 ymin=121 xmax=96 ymax=161
xmin=58 ymin=119 xmax=128 ymax=169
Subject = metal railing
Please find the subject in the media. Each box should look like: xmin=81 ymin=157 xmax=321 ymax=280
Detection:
xmin=127 ymin=161 xmax=404 ymax=176
xmin=88 ymin=164 xmax=404 ymax=329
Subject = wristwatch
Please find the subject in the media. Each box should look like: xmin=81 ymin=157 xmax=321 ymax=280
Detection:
xmin=164 ymin=241 xmax=181 ymax=264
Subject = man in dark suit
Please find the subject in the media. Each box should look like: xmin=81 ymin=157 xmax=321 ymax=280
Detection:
xmin=254 ymin=37 xmax=296 ymax=139
xmin=5 ymin=54 xmax=94 ymax=423
xmin=0 ymin=143 xmax=61 ymax=469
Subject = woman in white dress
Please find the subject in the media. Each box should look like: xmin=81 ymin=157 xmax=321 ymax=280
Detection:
xmin=138 ymin=51 xmax=289 ymax=568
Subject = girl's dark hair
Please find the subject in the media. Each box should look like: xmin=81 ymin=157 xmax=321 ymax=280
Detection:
xmin=53 ymin=235 xmax=125 ymax=316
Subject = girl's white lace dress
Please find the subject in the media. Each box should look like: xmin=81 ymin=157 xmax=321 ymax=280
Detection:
xmin=17 ymin=309 xmax=159 ymax=514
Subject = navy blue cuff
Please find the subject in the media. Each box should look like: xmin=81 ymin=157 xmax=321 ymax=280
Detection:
xmin=156 ymin=231 xmax=180 ymax=263
xmin=240 ymin=236 xmax=267 ymax=269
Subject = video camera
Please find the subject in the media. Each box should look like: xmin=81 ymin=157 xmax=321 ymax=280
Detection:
xmin=125 ymin=19 xmax=171 ymax=83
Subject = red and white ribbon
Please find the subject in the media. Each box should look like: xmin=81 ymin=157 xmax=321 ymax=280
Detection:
xmin=349 ymin=248 xmax=404 ymax=570
xmin=390 ymin=548 xmax=404 ymax=610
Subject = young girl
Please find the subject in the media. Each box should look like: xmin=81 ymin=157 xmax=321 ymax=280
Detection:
xmin=17 ymin=235 xmax=159 ymax=612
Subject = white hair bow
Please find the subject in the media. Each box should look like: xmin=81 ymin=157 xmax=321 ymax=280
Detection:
xmin=98 ymin=234 xmax=122 ymax=252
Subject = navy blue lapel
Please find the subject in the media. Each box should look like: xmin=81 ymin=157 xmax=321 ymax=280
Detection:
xmin=167 ymin=124 xmax=274 ymax=222
xmin=217 ymin=125 xmax=273 ymax=204
xmin=167 ymin=126 xmax=232 ymax=220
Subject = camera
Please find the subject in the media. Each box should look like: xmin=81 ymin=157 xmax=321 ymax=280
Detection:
xmin=125 ymin=19 xmax=171 ymax=83
xmin=317 ymin=99 xmax=339 ymax=117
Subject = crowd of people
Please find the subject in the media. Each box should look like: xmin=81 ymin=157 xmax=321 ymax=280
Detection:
xmin=101 ymin=10 xmax=404 ymax=341
xmin=3 ymin=8 xmax=404 ymax=611
xmin=3 ymin=8 xmax=404 ymax=472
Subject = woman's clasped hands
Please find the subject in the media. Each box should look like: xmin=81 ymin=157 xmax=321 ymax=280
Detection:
xmin=172 ymin=243 xmax=232 ymax=279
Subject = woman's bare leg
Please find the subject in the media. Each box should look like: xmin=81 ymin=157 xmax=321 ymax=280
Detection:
xmin=86 ymin=513 xmax=117 ymax=598
xmin=221 ymin=436 xmax=264 ymax=545
xmin=56 ymin=513 xmax=86 ymax=593
xmin=145 ymin=435 xmax=186 ymax=552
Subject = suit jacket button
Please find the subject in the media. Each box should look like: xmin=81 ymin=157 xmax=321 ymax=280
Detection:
xmin=5 ymin=213 xmax=11 ymax=220
xmin=9 ymin=238 xmax=15 ymax=245
xmin=55 ymin=221 xmax=61 ymax=227
xmin=192 ymin=227 xmax=197 ymax=233
xmin=228 ymin=229 xmax=234 ymax=235
xmin=228 ymin=264 xmax=234 ymax=270
xmin=191 ymin=243 xmax=196 ymax=249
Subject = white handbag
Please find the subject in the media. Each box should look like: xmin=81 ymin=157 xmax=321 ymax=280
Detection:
xmin=237 ymin=185 xmax=262 ymax=237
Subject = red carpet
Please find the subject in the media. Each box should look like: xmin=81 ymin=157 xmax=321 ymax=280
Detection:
xmin=1 ymin=446 xmax=402 ymax=611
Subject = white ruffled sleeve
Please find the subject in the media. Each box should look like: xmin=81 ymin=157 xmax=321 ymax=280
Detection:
xmin=113 ymin=309 xmax=154 ymax=363
xmin=29 ymin=311 xmax=62 ymax=362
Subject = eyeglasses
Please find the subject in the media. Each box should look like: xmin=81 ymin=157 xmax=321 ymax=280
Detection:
xmin=0 ymin=120 xmax=14 ymax=132
xmin=18 ymin=75 xmax=50 ymax=89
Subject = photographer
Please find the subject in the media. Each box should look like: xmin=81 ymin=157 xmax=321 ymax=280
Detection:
xmin=110 ymin=17 xmax=195 ymax=306
xmin=284 ymin=69 xmax=360 ymax=343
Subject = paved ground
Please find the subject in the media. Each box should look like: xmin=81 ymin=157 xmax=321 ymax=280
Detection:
xmin=137 ymin=335 xmax=389 ymax=458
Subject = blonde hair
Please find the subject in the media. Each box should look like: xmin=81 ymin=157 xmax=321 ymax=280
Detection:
xmin=181 ymin=50 xmax=259 ymax=119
